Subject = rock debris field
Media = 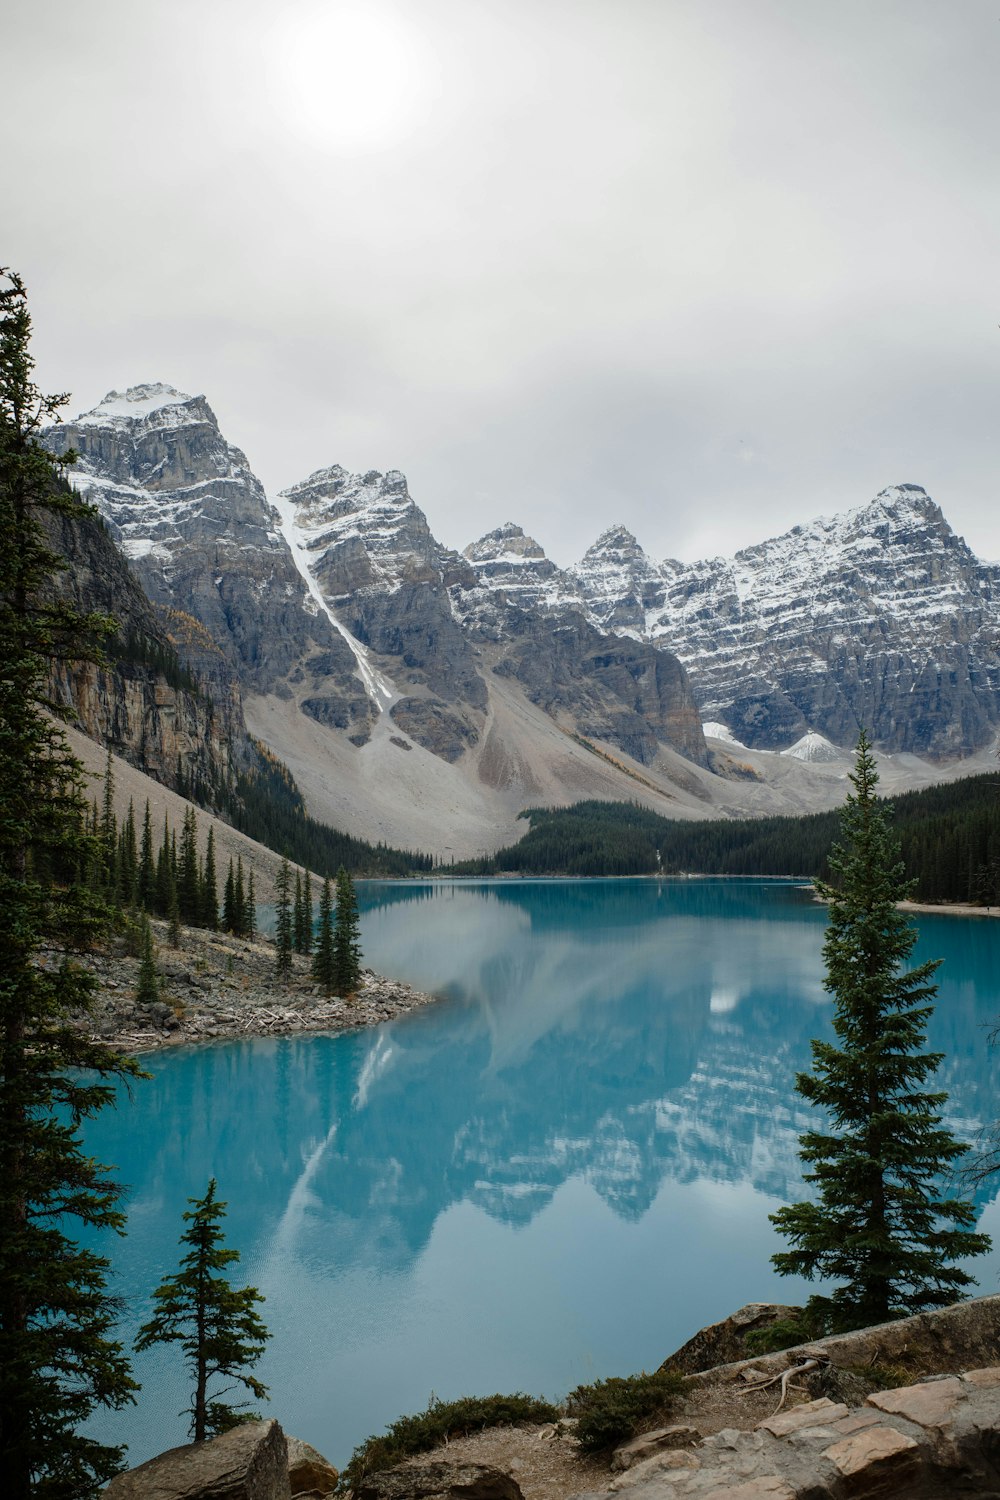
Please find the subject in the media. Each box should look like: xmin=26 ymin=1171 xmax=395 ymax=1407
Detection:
xmin=76 ymin=918 xmax=438 ymax=1053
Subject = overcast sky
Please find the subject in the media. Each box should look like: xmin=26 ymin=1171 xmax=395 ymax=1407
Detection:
xmin=6 ymin=0 xmax=999 ymax=565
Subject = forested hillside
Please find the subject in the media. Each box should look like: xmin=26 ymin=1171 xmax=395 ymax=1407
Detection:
xmin=456 ymin=775 xmax=1000 ymax=903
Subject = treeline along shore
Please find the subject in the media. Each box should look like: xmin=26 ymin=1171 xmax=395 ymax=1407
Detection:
xmin=452 ymin=776 xmax=1000 ymax=902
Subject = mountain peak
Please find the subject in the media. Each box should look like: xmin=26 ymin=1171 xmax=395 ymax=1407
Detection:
xmin=73 ymin=383 xmax=199 ymax=426
xmin=463 ymin=524 xmax=548 ymax=563
xmin=579 ymin=525 xmax=648 ymax=563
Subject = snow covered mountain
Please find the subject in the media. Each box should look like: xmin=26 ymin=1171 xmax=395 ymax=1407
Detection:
xmin=460 ymin=484 xmax=1000 ymax=758
xmin=642 ymin=485 xmax=1000 ymax=757
xmin=47 ymin=389 xmax=719 ymax=853
xmin=45 ymin=383 xmax=1000 ymax=852
xmin=46 ymin=384 xmax=367 ymax=717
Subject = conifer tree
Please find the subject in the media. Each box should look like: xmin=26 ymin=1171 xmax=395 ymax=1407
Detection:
xmin=293 ymin=869 xmax=305 ymax=953
xmin=99 ymin=745 xmax=116 ymax=888
xmin=274 ymin=858 xmax=293 ymax=978
xmin=178 ymin=806 xmax=200 ymax=923
xmin=0 ymin=268 xmax=145 ymax=1497
xmin=135 ymin=915 xmax=161 ymax=1008
xmin=201 ymin=825 xmax=219 ymax=930
xmin=311 ymin=875 xmax=335 ymax=994
xmin=138 ymin=799 xmax=156 ymax=910
xmin=135 ymin=1180 xmax=269 ymax=1443
xmin=223 ymin=857 xmax=237 ymax=934
xmin=246 ymin=868 xmax=257 ymax=939
xmin=332 ymin=866 xmax=362 ymax=995
xmin=168 ymin=881 xmax=182 ymax=948
xmin=155 ymin=814 xmax=174 ymax=916
xmin=117 ymin=797 xmax=138 ymax=907
xmin=770 ymin=733 xmax=990 ymax=1332
xmin=302 ymin=869 xmax=313 ymax=956
xmin=233 ymin=856 xmax=246 ymax=938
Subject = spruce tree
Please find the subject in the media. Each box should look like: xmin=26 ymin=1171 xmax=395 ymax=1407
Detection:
xmin=135 ymin=915 xmax=161 ymax=1008
xmin=233 ymin=856 xmax=246 ymax=938
xmin=274 ymin=857 xmax=293 ymax=979
xmin=246 ymin=868 xmax=257 ymax=939
xmin=135 ymin=1179 xmax=269 ymax=1443
xmin=770 ymin=733 xmax=990 ymax=1332
xmin=311 ymin=875 xmax=335 ymax=994
xmin=201 ymin=825 xmax=219 ymax=930
xmin=302 ymin=869 xmax=313 ymax=957
xmin=155 ymin=814 xmax=174 ymax=916
xmin=178 ymin=806 xmax=200 ymax=923
xmin=222 ymin=857 xmax=237 ymax=934
xmin=293 ymin=869 xmax=305 ymax=954
xmin=138 ymin=800 xmax=156 ymax=910
xmin=0 ymin=268 xmax=145 ymax=1497
xmin=99 ymin=745 xmax=116 ymax=889
xmin=332 ymin=866 xmax=363 ymax=996
xmin=117 ymin=797 xmax=138 ymax=907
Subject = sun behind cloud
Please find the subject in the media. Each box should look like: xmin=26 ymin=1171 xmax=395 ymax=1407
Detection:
xmin=267 ymin=0 xmax=439 ymax=153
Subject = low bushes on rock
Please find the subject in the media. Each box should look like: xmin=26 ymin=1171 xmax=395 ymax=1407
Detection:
xmin=565 ymin=1371 xmax=688 ymax=1455
xmin=338 ymin=1393 xmax=559 ymax=1493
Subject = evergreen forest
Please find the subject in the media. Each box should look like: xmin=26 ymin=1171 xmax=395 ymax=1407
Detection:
xmin=455 ymin=774 xmax=1000 ymax=903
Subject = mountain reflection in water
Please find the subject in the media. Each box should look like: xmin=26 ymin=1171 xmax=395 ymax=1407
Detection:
xmin=80 ymin=879 xmax=1000 ymax=1470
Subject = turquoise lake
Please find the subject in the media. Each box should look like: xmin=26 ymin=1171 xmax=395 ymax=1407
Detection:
xmin=79 ymin=878 xmax=1000 ymax=1469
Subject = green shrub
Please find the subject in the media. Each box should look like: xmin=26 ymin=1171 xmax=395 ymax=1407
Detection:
xmin=565 ymin=1371 xmax=688 ymax=1455
xmin=338 ymin=1392 xmax=559 ymax=1492
xmin=847 ymin=1361 xmax=915 ymax=1391
xmin=744 ymin=1310 xmax=821 ymax=1356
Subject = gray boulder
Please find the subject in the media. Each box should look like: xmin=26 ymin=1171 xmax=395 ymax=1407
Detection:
xmin=659 ymin=1303 xmax=802 ymax=1375
xmin=354 ymin=1461 xmax=523 ymax=1500
xmin=103 ymin=1418 xmax=290 ymax=1500
xmin=286 ymin=1435 xmax=338 ymax=1496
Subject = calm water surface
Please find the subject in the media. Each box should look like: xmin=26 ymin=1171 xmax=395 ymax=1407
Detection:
xmin=79 ymin=879 xmax=1000 ymax=1467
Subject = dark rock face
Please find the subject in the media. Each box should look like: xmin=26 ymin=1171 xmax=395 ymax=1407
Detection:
xmin=355 ymin=1462 xmax=522 ymax=1500
xmin=390 ymin=698 xmax=480 ymax=761
xmin=475 ymin=603 xmax=709 ymax=769
xmin=45 ymin=505 xmax=249 ymax=792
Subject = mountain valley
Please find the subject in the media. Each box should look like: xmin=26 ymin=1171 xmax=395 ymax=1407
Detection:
xmin=46 ymin=383 xmax=1000 ymax=857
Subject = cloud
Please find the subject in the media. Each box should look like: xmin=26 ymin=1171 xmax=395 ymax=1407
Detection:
xmin=6 ymin=0 xmax=998 ymax=566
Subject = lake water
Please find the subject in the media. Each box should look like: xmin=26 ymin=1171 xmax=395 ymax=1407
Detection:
xmin=79 ymin=878 xmax=1000 ymax=1469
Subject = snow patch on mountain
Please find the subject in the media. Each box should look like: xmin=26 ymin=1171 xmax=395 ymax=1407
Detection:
xmin=781 ymin=732 xmax=847 ymax=763
xmin=70 ymin=382 xmax=195 ymax=425
xmin=283 ymin=464 xmax=446 ymax=592
xmin=269 ymin=481 xmax=395 ymax=709
xmin=702 ymin=722 xmax=748 ymax=748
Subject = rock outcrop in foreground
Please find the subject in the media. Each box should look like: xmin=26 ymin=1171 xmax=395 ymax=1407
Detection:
xmin=576 ymin=1295 xmax=1000 ymax=1500
xmin=104 ymin=1420 xmax=339 ymax=1499
xmin=577 ymin=1371 xmax=1000 ymax=1499
xmin=104 ymin=1418 xmax=293 ymax=1499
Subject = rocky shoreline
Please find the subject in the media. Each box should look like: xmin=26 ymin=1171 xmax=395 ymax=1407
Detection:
xmin=76 ymin=918 xmax=440 ymax=1054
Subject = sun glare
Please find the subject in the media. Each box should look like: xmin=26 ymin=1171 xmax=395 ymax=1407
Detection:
xmin=268 ymin=0 xmax=436 ymax=152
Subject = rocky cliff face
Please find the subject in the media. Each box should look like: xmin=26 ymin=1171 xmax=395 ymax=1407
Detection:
xmin=283 ymin=467 xmax=708 ymax=767
xmin=641 ymin=486 xmax=1000 ymax=757
xmin=460 ymin=486 xmax=1000 ymax=759
xmin=460 ymin=486 xmax=999 ymax=760
xmin=45 ymin=385 xmax=369 ymax=736
xmin=45 ymin=504 xmax=249 ymax=795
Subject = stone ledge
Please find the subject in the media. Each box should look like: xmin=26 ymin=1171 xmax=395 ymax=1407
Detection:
xmin=569 ymin=1366 xmax=1000 ymax=1500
